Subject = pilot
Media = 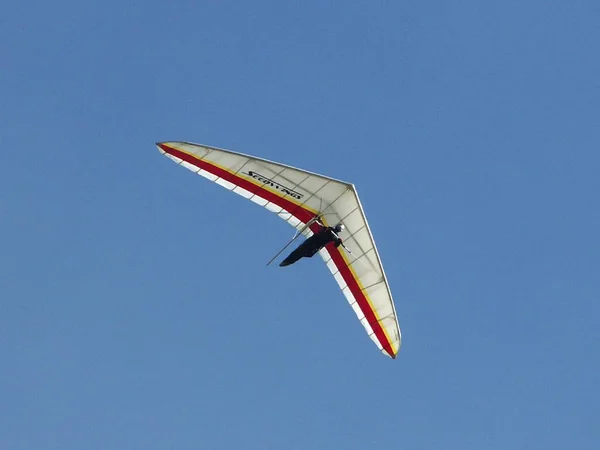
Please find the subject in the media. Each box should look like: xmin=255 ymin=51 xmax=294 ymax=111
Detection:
xmin=279 ymin=223 xmax=345 ymax=267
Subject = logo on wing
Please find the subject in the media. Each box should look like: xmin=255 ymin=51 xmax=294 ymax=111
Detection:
xmin=243 ymin=170 xmax=304 ymax=200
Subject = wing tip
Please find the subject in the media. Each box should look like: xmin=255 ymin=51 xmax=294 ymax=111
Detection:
xmin=385 ymin=334 xmax=401 ymax=359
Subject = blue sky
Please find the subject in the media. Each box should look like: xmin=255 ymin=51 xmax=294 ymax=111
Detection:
xmin=2 ymin=1 xmax=599 ymax=449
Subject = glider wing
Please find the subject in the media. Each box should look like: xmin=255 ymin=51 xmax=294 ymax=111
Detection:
xmin=157 ymin=141 xmax=401 ymax=358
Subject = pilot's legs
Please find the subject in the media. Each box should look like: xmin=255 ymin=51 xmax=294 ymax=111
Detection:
xmin=279 ymin=247 xmax=304 ymax=266
xmin=280 ymin=243 xmax=319 ymax=267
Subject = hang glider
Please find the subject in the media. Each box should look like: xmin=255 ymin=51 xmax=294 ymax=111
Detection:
xmin=156 ymin=141 xmax=401 ymax=358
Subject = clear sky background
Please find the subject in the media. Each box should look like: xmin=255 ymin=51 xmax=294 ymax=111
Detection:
xmin=2 ymin=1 xmax=599 ymax=449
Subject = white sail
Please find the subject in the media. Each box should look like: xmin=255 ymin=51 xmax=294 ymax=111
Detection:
xmin=157 ymin=141 xmax=401 ymax=358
